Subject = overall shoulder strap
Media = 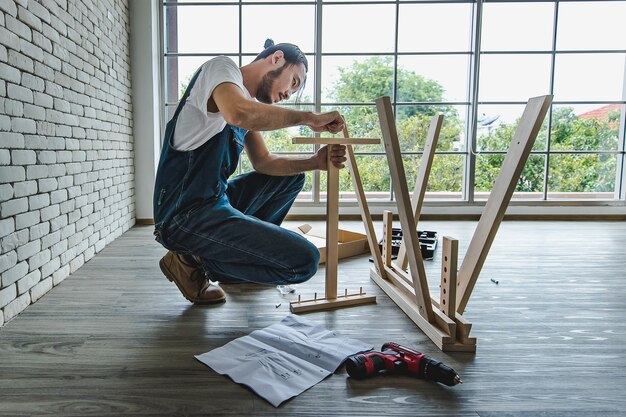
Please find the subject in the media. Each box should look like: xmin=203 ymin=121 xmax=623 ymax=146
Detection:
xmin=171 ymin=67 xmax=202 ymax=121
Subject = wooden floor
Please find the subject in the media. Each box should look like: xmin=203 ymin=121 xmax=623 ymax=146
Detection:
xmin=1 ymin=220 xmax=626 ymax=416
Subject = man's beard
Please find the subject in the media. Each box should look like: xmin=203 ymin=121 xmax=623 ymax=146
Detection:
xmin=256 ymin=63 xmax=289 ymax=104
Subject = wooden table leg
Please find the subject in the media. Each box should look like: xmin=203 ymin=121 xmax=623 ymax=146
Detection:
xmin=325 ymin=145 xmax=339 ymax=301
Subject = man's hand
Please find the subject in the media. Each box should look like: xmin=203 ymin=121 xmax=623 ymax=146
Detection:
xmin=307 ymin=111 xmax=345 ymax=134
xmin=315 ymin=144 xmax=347 ymax=170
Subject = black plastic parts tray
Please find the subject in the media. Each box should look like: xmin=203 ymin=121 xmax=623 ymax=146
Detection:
xmin=370 ymin=228 xmax=438 ymax=262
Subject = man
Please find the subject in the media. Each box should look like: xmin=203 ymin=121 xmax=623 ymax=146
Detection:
xmin=153 ymin=40 xmax=347 ymax=305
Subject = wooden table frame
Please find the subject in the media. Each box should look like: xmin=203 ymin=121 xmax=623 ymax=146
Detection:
xmin=368 ymin=95 xmax=553 ymax=351
xmin=288 ymin=94 xmax=552 ymax=352
xmin=289 ymin=131 xmax=380 ymax=313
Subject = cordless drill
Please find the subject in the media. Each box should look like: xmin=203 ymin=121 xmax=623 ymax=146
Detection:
xmin=345 ymin=342 xmax=462 ymax=386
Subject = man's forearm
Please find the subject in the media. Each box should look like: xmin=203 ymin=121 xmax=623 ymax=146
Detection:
xmin=254 ymin=154 xmax=320 ymax=177
xmin=231 ymin=100 xmax=312 ymax=132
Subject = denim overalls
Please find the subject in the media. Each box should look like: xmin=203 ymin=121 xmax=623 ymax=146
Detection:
xmin=153 ymin=67 xmax=319 ymax=285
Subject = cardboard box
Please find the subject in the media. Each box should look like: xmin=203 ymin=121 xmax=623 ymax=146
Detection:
xmin=290 ymin=224 xmax=370 ymax=264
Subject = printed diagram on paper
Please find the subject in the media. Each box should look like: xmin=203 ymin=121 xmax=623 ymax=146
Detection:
xmin=195 ymin=315 xmax=373 ymax=407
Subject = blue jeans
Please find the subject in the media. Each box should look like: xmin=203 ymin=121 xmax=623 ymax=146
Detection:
xmin=160 ymin=171 xmax=319 ymax=285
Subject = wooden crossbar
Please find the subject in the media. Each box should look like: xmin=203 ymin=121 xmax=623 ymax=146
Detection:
xmin=292 ymin=137 xmax=380 ymax=145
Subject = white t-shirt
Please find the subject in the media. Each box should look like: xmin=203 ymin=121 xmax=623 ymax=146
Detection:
xmin=173 ymin=56 xmax=252 ymax=151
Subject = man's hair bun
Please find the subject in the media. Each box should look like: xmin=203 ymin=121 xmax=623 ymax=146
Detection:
xmin=254 ymin=39 xmax=308 ymax=73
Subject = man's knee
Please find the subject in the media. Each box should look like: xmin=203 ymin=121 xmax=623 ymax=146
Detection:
xmin=301 ymin=241 xmax=320 ymax=279
xmin=286 ymin=238 xmax=319 ymax=285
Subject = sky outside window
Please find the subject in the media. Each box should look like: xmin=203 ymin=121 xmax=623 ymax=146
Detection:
xmin=397 ymin=3 xmax=472 ymax=52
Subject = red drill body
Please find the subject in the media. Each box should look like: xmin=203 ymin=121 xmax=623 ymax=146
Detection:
xmin=345 ymin=342 xmax=462 ymax=386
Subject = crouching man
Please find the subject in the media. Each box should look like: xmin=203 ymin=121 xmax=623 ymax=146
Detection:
xmin=153 ymin=40 xmax=347 ymax=304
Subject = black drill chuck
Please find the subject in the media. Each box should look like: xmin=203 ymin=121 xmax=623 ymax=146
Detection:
xmin=420 ymin=356 xmax=462 ymax=386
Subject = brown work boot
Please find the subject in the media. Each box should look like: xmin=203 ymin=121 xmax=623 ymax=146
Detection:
xmin=159 ymin=251 xmax=226 ymax=304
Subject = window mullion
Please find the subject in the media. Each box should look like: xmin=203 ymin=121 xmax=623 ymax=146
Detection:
xmin=544 ymin=0 xmax=559 ymax=200
xmin=313 ymin=0 xmax=323 ymax=204
xmin=465 ymin=0 xmax=483 ymax=204
xmin=617 ymin=54 xmax=626 ymax=200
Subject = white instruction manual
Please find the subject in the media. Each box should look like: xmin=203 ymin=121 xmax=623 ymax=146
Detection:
xmin=195 ymin=314 xmax=373 ymax=407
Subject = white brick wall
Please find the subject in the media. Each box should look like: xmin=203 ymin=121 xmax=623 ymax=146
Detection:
xmin=1 ymin=0 xmax=135 ymax=326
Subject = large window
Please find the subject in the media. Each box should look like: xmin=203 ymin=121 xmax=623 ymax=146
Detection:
xmin=162 ymin=1 xmax=626 ymax=204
